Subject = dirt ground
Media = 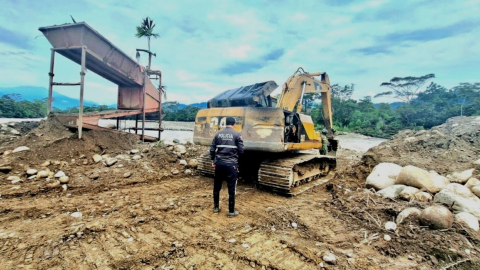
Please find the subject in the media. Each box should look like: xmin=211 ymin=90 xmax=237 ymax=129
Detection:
xmin=0 ymin=118 xmax=479 ymax=269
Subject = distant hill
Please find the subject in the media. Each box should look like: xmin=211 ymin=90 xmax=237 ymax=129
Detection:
xmin=0 ymin=86 xmax=99 ymax=110
xmin=178 ymin=102 xmax=207 ymax=109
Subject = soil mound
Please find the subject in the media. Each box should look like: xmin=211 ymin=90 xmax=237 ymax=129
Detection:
xmin=359 ymin=116 xmax=480 ymax=176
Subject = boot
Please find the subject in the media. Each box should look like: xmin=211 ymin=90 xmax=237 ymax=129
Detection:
xmin=227 ymin=211 xmax=239 ymax=218
xmin=228 ymin=196 xmax=238 ymax=217
xmin=213 ymin=192 xmax=220 ymax=214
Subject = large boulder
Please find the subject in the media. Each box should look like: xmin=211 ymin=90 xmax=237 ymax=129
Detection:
xmin=398 ymin=186 xmax=420 ymax=201
xmin=447 ymin=169 xmax=475 ymax=184
xmin=396 ymin=207 xmax=422 ymax=225
xmin=366 ymin=163 xmax=403 ymax=191
xmin=455 ymin=212 xmax=479 ymax=231
xmin=473 ymin=159 xmax=480 ymax=170
xmin=434 ymin=183 xmax=480 ymax=220
xmin=396 ymin=165 xmax=442 ymax=193
xmin=377 ymin=185 xmax=406 ymax=199
xmin=472 ymin=186 xmax=480 ymax=198
xmin=174 ymin=145 xmax=187 ymax=154
xmin=429 ymin=171 xmax=450 ymax=191
xmin=419 ymin=205 xmax=454 ymax=229
xmin=414 ymin=192 xmax=433 ymax=202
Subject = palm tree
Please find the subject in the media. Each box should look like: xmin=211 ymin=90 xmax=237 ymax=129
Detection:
xmin=135 ymin=17 xmax=159 ymax=69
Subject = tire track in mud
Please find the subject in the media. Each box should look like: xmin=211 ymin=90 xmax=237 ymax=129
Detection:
xmin=0 ymin=174 xmax=390 ymax=269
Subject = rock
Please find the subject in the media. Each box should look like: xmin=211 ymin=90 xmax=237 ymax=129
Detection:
xmin=41 ymin=161 xmax=51 ymax=167
xmin=130 ymin=149 xmax=139 ymax=154
xmin=12 ymin=146 xmax=30 ymax=153
xmin=92 ymin=154 xmax=102 ymax=163
xmin=396 ymin=207 xmax=422 ymax=225
xmin=174 ymin=145 xmax=187 ymax=154
xmin=71 ymin=212 xmax=83 ymax=218
xmin=323 ymin=252 xmax=336 ymax=265
xmin=105 ymin=158 xmax=118 ymax=167
xmin=59 ymin=176 xmax=69 ymax=184
xmin=10 ymin=129 xmax=20 ymax=135
xmin=473 ymin=159 xmax=480 ymax=170
xmin=88 ymin=172 xmax=99 ymax=180
xmin=419 ymin=205 xmax=454 ymax=229
xmin=11 ymin=179 xmax=23 ymax=184
xmin=377 ymin=185 xmax=406 ymax=199
xmin=242 ymin=243 xmax=250 ymax=249
xmin=47 ymin=180 xmax=60 ymax=188
xmin=447 ymin=169 xmax=475 ymax=184
xmin=465 ymin=178 xmax=480 ymax=190
xmin=173 ymin=138 xmax=180 ymax=143
xmin=385 ymin=221 xmax=397 ymax=232
xmin=291 ymin=222 xmax=298 ymax=229
xmin=37 ymin=170 xmax=49 ymax=178
xmin=455 ymin=212 xmax=479 ymax=231
xmin=62 ymin=184 xmax=68 ymax=191
xmin=179 ymin=160 xmax=187 ymax=166
xmin=184 ymin=169 xmax=192 ymax=174
xmin=399 ymin=186 xmax=420 ymax=201
xmin=28 ymin=175 xmax=36 ymax=180
xmin=434 ymin=183 xmax=480 ymax=219
xmin=105 ymin=124 xmax=116 ymax=129
xmin=83 ymin=160 xmax=88 ymax=165
xmin=429 ymin=171 xmax=450 ymax=191
xmin=366 ymin=163 xmax=403 ymax=191
xmin=188 ymin=159 xmax=199 ymax=168
xmin=26 ymin=169 xmax=38 ymax=175
xmin=101 ymin=154 xmax=111 ymax=160
xmin=141 ymin=148 xmax=149 ymax=153
xmin=54 ymin=171 xmax=66 ymax=178
xmin=123 ymin=172 xmax=132 ymax=178
xmin=7 ymin=175 xmax=20 ymax=181
xmin=384 ymin=234 xmax=391 ymax=241
xmin=414 ymin=192 xmax=433 ymax=202
xmin=0 ymin=166 xmax=13 ymax=173
xmin=472 ymin=186 xmax=480 ymax=198
xmin=396 ymin=165 xmax=442 ymax=193
xmin=171 ymin=169 xmax=180 ymax=175
xmin=132 ymin=155 xmax=141 ymax=160
xmin=115 ymin=154 xmax=130 ymax=160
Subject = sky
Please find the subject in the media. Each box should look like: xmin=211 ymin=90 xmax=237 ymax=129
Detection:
xmin=0 ymin=0 xmax=479 ymax=105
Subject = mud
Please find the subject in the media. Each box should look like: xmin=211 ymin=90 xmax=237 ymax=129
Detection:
xmin=0 ymin=118 xmax=479 ymax=269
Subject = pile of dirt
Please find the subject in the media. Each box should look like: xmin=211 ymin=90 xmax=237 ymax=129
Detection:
xmin=359 ymin=116 xmax=480 ymax=177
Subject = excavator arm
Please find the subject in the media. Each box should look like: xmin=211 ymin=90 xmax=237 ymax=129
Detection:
xmin=276 ymin=68 xmax=334 ymax=137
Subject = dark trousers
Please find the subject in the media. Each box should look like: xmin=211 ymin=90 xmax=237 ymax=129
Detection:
xmin=213 ymin=162 xmax=238 ymax=213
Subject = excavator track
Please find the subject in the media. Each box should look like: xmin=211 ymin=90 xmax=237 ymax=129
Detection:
xmin=197 ymin=150 xmax=336 ymax=196
xmin=258 ymin=154 xmax=336 ymax=196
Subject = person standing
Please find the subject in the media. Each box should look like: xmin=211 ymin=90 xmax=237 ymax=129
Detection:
xmin=320 ymin=129 xmax=328 ymax=155
xmin=210 ymin=117 xmax=244 ymax=217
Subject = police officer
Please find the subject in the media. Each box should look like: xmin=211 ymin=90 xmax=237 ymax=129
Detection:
xmin=210 ymin=117 xmax=244 ymax=217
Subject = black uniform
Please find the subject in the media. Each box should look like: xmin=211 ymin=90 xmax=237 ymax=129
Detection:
xmin=210 ymin=126 xmax=244 ymax=213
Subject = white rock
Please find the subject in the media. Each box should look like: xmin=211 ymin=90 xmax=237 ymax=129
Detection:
xmin=62 ymin=184 xmax=68 ymax=191
xmin=414 ymin=192 xmax=433 ymax=202
xmin=28 ymin=175 xmax=36 ymax=180
xmin=455 ymin=212 xmax=479 ymax=231
xmin=92 ymin=154 xmax=102 ymax=163
xmin=242 ymin=243 xmax=250 ymax=249
xmin=115 ymin=154 xmax=130 ymax=160
xmin=472 ymin=186 xmax=480 ymax=198
xmin=377 ymin=185 xmax=406 ymax=199
xmin=55 ymin=171 xmax=66 ymax=178
xmin=37 ymin=170 xmax=49 ymax=178
xmin=12 ymin=146 xmax=30 ymax=153
xmin=429 ymin=171 xmax=450 ymax=191
xmin=105 ymin=158 xmax=118 ymax=167
xmin=11 ymin=179 xmax=23 ymax=184
xmin=2 ymin=150 xmax=12 ymax=156
xmin=174 ymin=145 xmax=187 ymax=154
xmin=366 ymin=163 xmax=403 ymax=191
xmin=228 ymin=238 xmax=236 ymax=243
xmin=171 ymin=169 xmax=179 ymax=175
xmin=26 ymin=169 xmax=38 ymax=175
xmin=419 ymin=205 xmax=454 ymax=229
xmin=396 ymin=165 xmax=441 ymax=193
xmin=10 ymin=129 xmax=20 ymax=135
xmin=130 ymin=149 xmax=139 ymax=154
xmin=291 ymin=222 xmax=298 ymax=229
xmin=132 ymin=155 xmax=142 ymax=160
xmin=447 ymin=169 xmax=475 ymax=184
xmin=396 ymin=207 xmax=422 ymax=225
xmin=434 ymin=183 xmax=480 ymax=219
xmin=465 ymin=178 xmax=480 ymax=190
xmin=473 ymin=159 xmax=480 ymax=170
xmin=7 ymin=175 xmax=20 ymax=181
xmin=179 ymin=160 xmax=187 ymax=166
xmin=123 ymin=172 xmax=132 ymax=178
xmin=384 ymin=234 xmax=391 ymax=241
xmin=184 ymin=169 xmax=192 ymax=175
xmin=385 ymin=221 xmax=397 ymax=232
xmin=70 ymin=212 xmax=83 ymax=218
xmin=59 ymin=176 xmax=69 ymax=184
xmin=41 ymin=161 xmax=51 ymax=167
xmin=323 ymin=252 xmax=336 ymax=264
xmin=398 ymin=186 xmax=420 ymax=201
xmin=188 ymin=159 xmax=199 ymax=168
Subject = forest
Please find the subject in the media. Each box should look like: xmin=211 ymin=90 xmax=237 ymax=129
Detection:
xmin=1 ymin=75 xmax=479 ymax=139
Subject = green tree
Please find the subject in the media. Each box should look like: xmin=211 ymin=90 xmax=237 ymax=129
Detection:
xmin=135 ymin=17 xmax=160 ymax=57
xmin=376 ymin=73 xmax=435 ymax=103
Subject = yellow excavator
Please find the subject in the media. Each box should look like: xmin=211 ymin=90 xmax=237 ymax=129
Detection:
xmin=193 ymin=67 xmax=338 ymax=195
